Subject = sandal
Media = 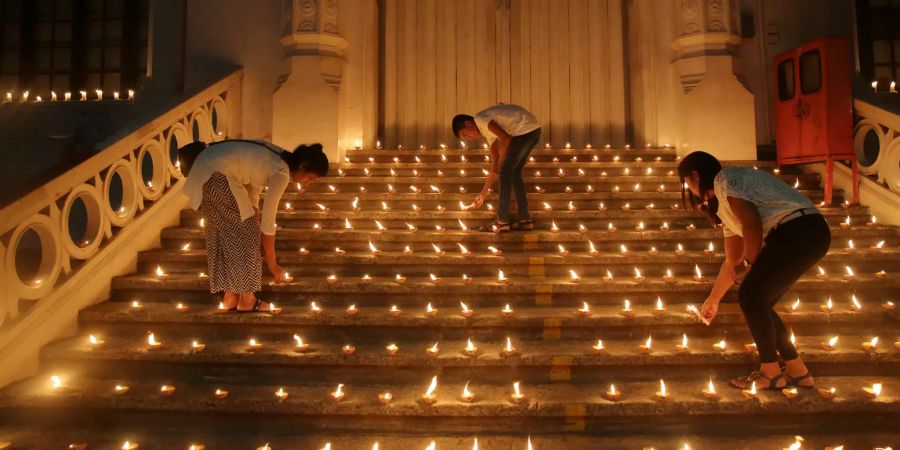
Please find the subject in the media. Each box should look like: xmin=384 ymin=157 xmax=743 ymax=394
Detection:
xmin=511 ymin=219 xmax=536 ymax=231
xmin=236 ymin=298 xmax=269 ymax=313
xmin=729 ymin=370 xmax=786 ymax=390
xmin=478 ymin=220 xmax=511 ymax=233
xmin=786 ymin=372 xmax=815 ymax=389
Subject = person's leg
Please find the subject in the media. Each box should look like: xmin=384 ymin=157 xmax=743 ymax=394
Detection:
xmin=497 ymin=144 xmax=518 ymax=224
xmin=511 ymin=129 xmax=540 ymax=221
xmin=736 ymin=215 xmax=830 ymax=387
xmin=235 ymin=215 xmax=266 ymax=311
xmin=200 ymin=174 xmax=238 ymax=310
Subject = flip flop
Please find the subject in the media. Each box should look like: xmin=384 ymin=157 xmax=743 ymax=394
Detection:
xmin=477 ymin=221 xmax=511 ymax=233
xmin=511 ymin=219 xmax=535 ymax=231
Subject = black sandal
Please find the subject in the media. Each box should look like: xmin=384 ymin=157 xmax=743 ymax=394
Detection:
xmin=511 ymin=219 xmax=535 ymax=231
xmin=786 ymin=372 xmax=815 ymax=389
xmin=729 ymin=370 xmax=786 ymax=390
xmin=478 ymin=221 xmax=511 ymax=233
xmin=236 ymin=298 xmax=267 ymax=313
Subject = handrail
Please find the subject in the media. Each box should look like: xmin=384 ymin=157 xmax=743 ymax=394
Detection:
xmin=852 ymin=98 xmax=900 ymax=194
xmin=0 ymin=69 xmax=243 ymax=325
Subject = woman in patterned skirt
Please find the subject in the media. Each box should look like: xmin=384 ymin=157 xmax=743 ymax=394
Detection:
xmin=183 ymin=140 xmax=328 ymax=312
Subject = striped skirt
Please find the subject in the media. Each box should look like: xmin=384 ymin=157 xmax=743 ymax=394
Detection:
xmin=199 ymin=172 xmax=262 ymax=293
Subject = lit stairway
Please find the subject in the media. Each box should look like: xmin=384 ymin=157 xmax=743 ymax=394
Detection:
xmin=0 ymin=146 xmax=898 ymax=450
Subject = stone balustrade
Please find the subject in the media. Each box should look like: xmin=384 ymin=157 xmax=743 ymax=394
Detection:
xmin=853 ymin=99 xmax=900 ymax=194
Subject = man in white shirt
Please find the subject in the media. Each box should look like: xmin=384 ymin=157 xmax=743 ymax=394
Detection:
xmin=452 ymin=104 xmax=542 ymax=232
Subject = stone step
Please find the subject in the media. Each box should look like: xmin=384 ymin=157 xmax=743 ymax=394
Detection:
xmin=1 ymin=372 xmax=896 ymax=434
xmin=76 ymin=299 xmax=897 ymax=338
xmin=327 ymin=166 xmax=816 ymax=181
xmin=136 ymin=249 xmax=900 ymax=277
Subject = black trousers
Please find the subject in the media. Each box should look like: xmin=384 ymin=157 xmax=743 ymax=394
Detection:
xmin=738 ymin=213 xmax=831 ymax=363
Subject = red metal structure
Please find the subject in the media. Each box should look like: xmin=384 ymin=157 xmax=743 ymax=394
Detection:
xmin=774 ymin=37 xmax=858 ymax=205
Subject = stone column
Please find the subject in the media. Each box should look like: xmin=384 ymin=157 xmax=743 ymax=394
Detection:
xmin=672 ymin=0 xmax=757 ymax=160
xmin=273 ymin=0 xmax=348 ymax=162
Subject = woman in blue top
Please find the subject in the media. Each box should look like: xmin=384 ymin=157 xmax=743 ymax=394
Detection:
xmin=679 ymin=151 xmax=831 ymax=390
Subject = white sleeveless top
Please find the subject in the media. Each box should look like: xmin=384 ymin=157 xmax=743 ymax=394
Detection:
xmin=714 ymin=167 xmax=815 ymax=238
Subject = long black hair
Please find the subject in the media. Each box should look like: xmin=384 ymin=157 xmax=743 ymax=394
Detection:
xmin=677 ymin=151 xmax=722 ymax=227
xmin=282 ymin=143 xmax=329 ymax=177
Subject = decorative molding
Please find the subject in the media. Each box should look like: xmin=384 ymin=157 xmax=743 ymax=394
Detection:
xmin=298 ymin=0 xmax=318 ymax=32
xmin=322 ymin=0 xmax=339 ymax=34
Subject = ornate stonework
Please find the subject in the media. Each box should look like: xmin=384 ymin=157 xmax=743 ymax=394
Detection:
xmin=298 ymin=0 xmax=318 ymax=32
xmin=681 ymin=0 xmax=701 ymax=35
xmin=322 ymin=0 xmax=339 ymax=34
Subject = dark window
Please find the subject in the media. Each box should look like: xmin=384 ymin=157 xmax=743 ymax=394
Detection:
xmin=856 ymin=0 xmax=900 ymax=81
xmin=800 ymin=50 xmax=821 ymax=94
xmin=777 ymin=59 xmax=795 ymax=101
xmin=0 ymin=0 xmax=149 ymax=96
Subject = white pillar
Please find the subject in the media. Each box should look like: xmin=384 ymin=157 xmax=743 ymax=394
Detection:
xmin=272 ymin=0 xmax=348 ymax=162
xmin=673 ymin=0 xmax=757 ymax=160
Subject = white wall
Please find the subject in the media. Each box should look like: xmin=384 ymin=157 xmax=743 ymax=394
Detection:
xmin=183 ymin=0 xmax=286 ymax=140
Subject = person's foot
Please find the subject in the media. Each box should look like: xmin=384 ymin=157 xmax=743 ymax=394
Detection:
xmin=220 ymin=293 xmax=239 ymax=312
xmin=784 ymin=360 xmax=815 ymax=388
xmin=236 ymin=294 xmax=273 ymax=312
xmin=729 ymin=369 xmax=787 ymax=390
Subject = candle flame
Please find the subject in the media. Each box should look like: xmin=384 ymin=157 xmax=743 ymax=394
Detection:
xmin=852 ymin=294 xmax=862 ymax=310
xmin=332 ymin=383 xmax=344 ymax=398
xmin=505 ymin=336 xmax=514 ymax=352
xmin=424 ymin=376 xmax=438 ymax=397
xmin=871 ymin=382 xmax=882 ymax=396
xmin=462 ymin=381 xmax=473 ymax=398
xmin=682 ymin=333 xmax=688 ymax=348
xmin=148 ymin=333 xmax=159 ymax=346
xmin=569 ymin=270 xmax=580 ymax=281
xmin=155 ymin=265 xmax=166 ymax=277
xmin=465 ymin=338 xmax=477 ymax=351
xmin=594 ymin=339 xmax=605 ymax=351
xmin=460 ymin=301 xmax=470 ymax=313
xmin=655 ymin=297 xmax=664 ymax=310
xmin=829 ymin=336 xmax=838 ymax=347
xmin=707 ymin=378 xmax=716 ymax=394
xmin=659 ymin=379 xmax=668 ymax=397
xmin=623 ymin=299 xmax=631 ymax=311
xmin=644 ymin=335 xmax=652 ymax=349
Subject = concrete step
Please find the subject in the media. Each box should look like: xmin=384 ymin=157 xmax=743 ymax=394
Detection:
xmin=0 ymin=427 xmax=894 ymax=450
xmin=1 ymin=372 xmax=897 ymax=434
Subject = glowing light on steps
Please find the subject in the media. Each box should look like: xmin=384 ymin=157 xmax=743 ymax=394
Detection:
xmin=577 ymin=301 xmax=591 ymax=316
xmin=676 ymin=334 xmax=689 ymax=352
xmin=330 ymin=383 xmax=345 ymax=401
xmin=426 ymin=342 xmax=439 ymax=357
xmin=422 ymin=376 xmax=438 ymax=403
xmin=88 ymin=334 xmax=104 ymax=349
xmin=147 ymin=332 xmax=161 ymax=349
xmin=460 ymin=301 xmax=473 ymax=317
xmin=821 ymin=335 xmax=838 ymax=350
xmin=593 ymin=339 xmax=605 ymax=353
xmin=702 ymin=378 xmax=718 ymax=399
xmin=850 ymin=294 xmax=863 ymax=312
xmin=656 ymin=379 xmax=669 ymax=400
xmin=863 ymin=336 xmax=879 ymax=351
xmin=639 ymin=335 xmax=652 ymax=353
xmin=464 ymin=338 xmax=478 ymax=356
xmin=821 ymin=297 xmax=834 ymax=313
xmin=510 ymin=381 xmax=525 ymax=403
xmin=713 ymin=339 xmax=727 ymax=352
xmin=863 ymin=382 xmax=883 ymax=399
xmin=461 ymin=381 xmax=475 ymax=402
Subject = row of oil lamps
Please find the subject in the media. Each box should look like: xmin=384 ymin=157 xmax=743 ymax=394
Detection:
xmin=47 ymin=371 xmax=888 ymax=410
xmin=87 ymin=325 xmax=900 ymax=356
xmin=3 ymin=89 xmax=134 ymax=103
xmin=334 ymin=166 xmax=675 ymax=177
xmin=155 ymin=262 xmax=889 ymax=285
xmin=355 ymin=141 xmax=677 ymax=151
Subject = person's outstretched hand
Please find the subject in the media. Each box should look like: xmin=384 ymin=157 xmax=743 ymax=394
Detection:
xmin=268 ymin=263 xmax=289 ymax=285
xmin=471 ymin=194 xmax=486 ymax=208
xmin=700 ymin=297 xmax=719 ymax=325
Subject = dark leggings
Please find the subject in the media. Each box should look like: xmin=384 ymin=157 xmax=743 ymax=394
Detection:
xmin=738 ymin=213 xmax=831 ymax=363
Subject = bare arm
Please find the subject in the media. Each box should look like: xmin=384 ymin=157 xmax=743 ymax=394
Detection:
xmin=708 ymin=234 xmax=744 ymax=302
xmin=728 ymin=196 xmax=763 ymax=264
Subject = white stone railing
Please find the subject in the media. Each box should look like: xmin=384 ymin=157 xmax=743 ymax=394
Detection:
xmin=852 ymin=99 xmax=900 ymax=194
xmin=0 ymin=70 xmax=242 ymax=386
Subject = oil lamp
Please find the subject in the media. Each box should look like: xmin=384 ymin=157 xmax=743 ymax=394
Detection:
xmin=464 ymin=338 xmax=479 ymax=356
xmin=639 ymin=336 xmax=652 ymax=353
xmin=564 ymin=186 xmax=573 ymax=194
xmin=604 ymin=270 xmax=615 ymax=283
xmin=429 ymin=273 xmax=442 ymax=285
xmin=847 ymin=240 xmax=856 ymax=253
xmin=821 ymin=336 xmax=838 ymax=350
xmin=692 ymin=264 xmax=703 ymax=282
xmin=432 ymin=244 xmax=445 ymax=256
xmin=660 ymin=222 xmax=669 ymax=231
xmin=675 ymin=244 xmax=685 ymax=256
xmin=406 ymin=223 xmax=417 ymax=232
xmin=862 ymin=382 xmax=882 ymax=399
xmin=503 ymin=336 xmax=518 ymax=356
xmin=247 ymin=338 xmax=263 ymax=352
xmin=598 ymin=202 xmax=607 ymax=211
xmin=461 ymin=382 xmax=475 ymax=402
xmin=330 ymin=383 xmax=345 ymax=402
xmin=657 ymin=184 xmax=666 ymax=193
xmin=782 ymin=387 xmax=799 ymax=399
xmin=426 ymin=303 xmax=438 ymax=317
xmin=342 ymin=344 xmax=356 ymax=355
xmin=653 ymin=297 xmax=666 ymax=315
xmin=569 ymin=270 xmax=581 ymax=283
xmin=592 ymin=339 xmax=605 ymax=354
xmin=621 ymin=202 xmax=629 ymax=211
xmin=421 ymin=376 xmax=438 ymax=404
xmin=147 ymin=332 xmax=162 ymax=350
xmin=816 ymin=266 xmax=827 ymax=280
xmin=703 ymin=378 xmax=719 ymax=400
xmin=586 ymin=185 xmax=594 ymax=193
xmin=511 ymin=381 xmax=526 ymax=403
xmin=403 ymin=246 xmax=413 ymax=255
xmin=882 ymin=300 xmax=895 ymax=311
xmin=502 ymin=303 xmax=515 ymax=317
xmin=577 ymin=301 xmax=591 ymax=316
xmin=160 ymin=385 xmax=176 ymax=396
xmin=460 ymin=301 xmax=474 ymax=317
xmin=121 ymin=441 xmax=138 ymax=450
xmin=389 ymin=305 xmax=402 ymax=317
xmin=175 ymin=302 xmax=189 ymax=312
xmin=534 ymin=185 xmax=545 ymax=193
xmin=588 ymin=241 xmax=599 ymax=255
xmin=395 ymin=274 xmax=407 ymax=284
xmin=543 ymin=202 xmax=553 ymax=211
xmin=550 ymin=221 xmax=560 ymax=232
xmin=378 ymin=392 xmax=393 ymax=404
xmin=875 ymin=270 xmax=887 ymax=280
xmin=713 ymin=339 xmax=727 ymax=352
xmin=840 ymin=215 xmax=851 ymax=229
xmin=191 ymin=340 xmax=205 ymax=352
xmin=88 ymin=334 xmax=105 ymax=349
xmin=155 ymin=265 xmax=167 ymax=277
xmin=345 ymin=303 xmax=359 ymax=316
xmin=867 ymin=215 xmax=878 ymax=227
xmin=818 ymin=387 xmax=837 ymax=399
xmin=275 ymin=387 xmax=289 ymax=402
xmin=458 ymin=243 xmax=470 ymax=255
xmin=558 ymin=244 xmax=569 ymax=256
xmin=821 ymin=297 xmax=834 ymax=313
xmin=386 ymin=343 xmax=399 ymax=355
xmin=676 ymin=334 xmax=689 ymax=352
xmin=742 ymin=381 xmax=758 ymax=399
xmin=871 ymin=240 xmax=885 ymax=252
xmin=662 ymin=268 xmax=674 ymax=283
xmin=327 ymin=274 xmax=338 ymax=285
xmin=634 ymin=268 xmax=645 ymax=283
xmin=498 ymin=270 xmax=511 ymax=285
xmin=115 ymin=384 xmax=129 ymax=395
xmin=426 ymin=342 xmax=439 ymax=357
xmin=850 ymin=294 xmax=863 ymax=312
xmin=619 ymin=244 xmax=629 ymax=255
xmin=567 ymin=201 xmax=577 ymax=211
xmin=606 ymin=384 xmax=621 ymax=401
xmin=50 ymin=375 xmax=64 ymax=391
xmin=656 ymin=379 xmax=669 ymax=400
xmin=293 ymin=335 xmax=310 ymax=353
xmin=862 ymin=336 xmax=879 ymax=352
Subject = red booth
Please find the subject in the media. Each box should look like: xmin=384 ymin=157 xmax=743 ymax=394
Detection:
xmin=774 ymin=37 xmax=858 ymax=205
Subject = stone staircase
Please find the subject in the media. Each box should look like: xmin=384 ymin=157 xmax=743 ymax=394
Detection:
xmin=0 ymin=146 xmax=898 ymax=449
